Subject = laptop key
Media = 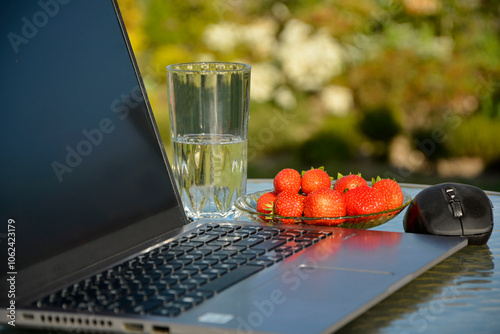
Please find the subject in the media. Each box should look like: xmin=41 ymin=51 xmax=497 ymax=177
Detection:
xmin=205 ymin=253 xmax=228 ymax=262
xmin=162 ymin=288 xmax=186 ymax=298
xmin=178 ymin=296 xmax=203 ymax=306
xmin=170 ymin=273 xmax=188 ymax=282
xmin=198 ymin=265 xmax=264 ymax=293
xmin=213 ymin=263 xmax=237 ymax=271
xmin=194 ymin=272 xmax=218 ymax=281
xmin=204 ymin=267 xmax=228 ymax=276
xmin=165 ymin=250 xmax=184 ymax=257
xmin=244 ymin=248 xmax=265 ymax=256
xmin=173 ymin=245 xmax=195 ymax=253
xmin=151 ymin=306 xmax=181 ymax=317
xmin=234 ymin=237 xmax=264 ymax=248
xmin=185 ymin=290 xmax=214 ymax=300
xmin=247 ymin=259 xmax=275 ymax=267
xmin=228 ymin=231 xmax=250 ymax=238
xmin=182 ymin=241 xmax=204 ymax=248
xmin=191 ymin=234 xmax=219 ymax=243
xmin=171 ymin=301 xmax=194 ymax=312
xmin=149 ymin=282 xmax=168 ymax=293
xmin=130 ymin=298 xmax=164 ymax=315
xmin=159 ymin=263 xmax=182 ymax=272
xmin=223 ymin=257 xmax=248 ymax=266
xmin=208 ymin=240 xmax=232 ymax=247
xmin=199 ymin=258 xmax=219 ymax=266
xmin=218 ymin=236 xmax=242 ymax=243
xmin=224 ymin=248 xmax=245 ymax=258
xmin=255 ymin=232 xmax=272 ymax=240
xmin=232 ymin=252 xmax=257 ymax=261
xmin=251 ymin=239 xmax=287 ymax=251
xmin=184 ymin=277 xmax=207 ymax=286
xmin=258 ymin=254 xmax=285 ymax=263
xmin=182 ymin=253 xmax=203 ymax=262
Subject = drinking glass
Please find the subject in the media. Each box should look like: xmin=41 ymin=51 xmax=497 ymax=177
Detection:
xmin=166 ymin=62 xmax=251 ymax=220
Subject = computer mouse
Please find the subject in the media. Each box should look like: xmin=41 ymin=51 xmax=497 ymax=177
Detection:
xmin=403 ymin=183 xmax=494 ymax=245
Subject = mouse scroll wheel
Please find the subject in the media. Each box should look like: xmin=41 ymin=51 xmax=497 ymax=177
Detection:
xmin=445 ymin=187 xmax=463 ymax=218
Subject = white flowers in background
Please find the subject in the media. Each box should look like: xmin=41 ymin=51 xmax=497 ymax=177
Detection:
xmin=276 ymin=19 xmax=344 ymax=91
xmin=320 ymin=85 xmax=354 ymax=116
xmin=202 ymin=22 xmax=240 ymax=53
xmin=241 ymin=18 xmax=279 ymax=58
xmin=250 ymin=63 xmax=283 ymax=103
xmin=274 ymin=86 xmax=297 ymax=110
xmin=202 ymin=18 xmax=278 ymax=58
xmin=202 ymin=17 xmax=346 ymax=104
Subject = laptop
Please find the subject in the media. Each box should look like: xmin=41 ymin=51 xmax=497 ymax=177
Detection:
xmin=0 ymin=1 xmax=467 ymax=333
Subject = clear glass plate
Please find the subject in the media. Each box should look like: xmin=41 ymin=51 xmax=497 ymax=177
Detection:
xmin=235 ymin=189 xmax=412 ymax=229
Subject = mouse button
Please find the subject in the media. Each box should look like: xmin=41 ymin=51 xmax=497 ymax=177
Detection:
xmin=460 ymin=193 xmax=494 ymax=235
xmin=415 ymin=185 xmax=462 ymax=235
xmin=444 ymin=186 xmax=464 ymax=218
xmin=420 ymin=206 xmax=462 ymax=235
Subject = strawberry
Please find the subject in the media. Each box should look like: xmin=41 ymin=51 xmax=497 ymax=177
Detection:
xmin=333 ymin=173 xmax=367 ymax=194
xmin=256 ymin=191 xmax=278 ymax=220
xmin=273 ymin=168 xmax=302 ymax=194
xmin=301 ymin=167 xmax=332 ymax=195
xmin=372 ymin=177 xmax=404 ymax=210
xmin=303 ymin=188 xmax=346 ymax=225
xmin=273 ymin=191 xmax=305 ymax=224
xmin=344 ymin=185 xmax=385 ymax=216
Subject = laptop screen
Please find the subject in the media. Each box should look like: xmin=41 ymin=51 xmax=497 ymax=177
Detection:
xmin=0 ymin=0 xmax=185 ymax=302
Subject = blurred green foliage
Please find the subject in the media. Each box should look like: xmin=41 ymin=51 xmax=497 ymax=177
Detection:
xmin=117 ymin=0 xmax=500 ymax=190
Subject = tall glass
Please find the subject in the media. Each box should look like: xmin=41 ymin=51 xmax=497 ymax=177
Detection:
xmin=166 ymin=62 xmax=251 ymax=220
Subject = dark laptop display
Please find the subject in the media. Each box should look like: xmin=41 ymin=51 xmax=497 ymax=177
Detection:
xmin=0 ymin=0 xmax=184 ymax=305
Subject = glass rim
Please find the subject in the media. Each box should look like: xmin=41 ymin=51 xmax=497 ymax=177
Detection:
xmin=166 ymin=61 xmax=251 ymax=74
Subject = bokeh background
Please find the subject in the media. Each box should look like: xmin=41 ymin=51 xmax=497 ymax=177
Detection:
xmin=116 ymin=0 xmax=500 ymax=191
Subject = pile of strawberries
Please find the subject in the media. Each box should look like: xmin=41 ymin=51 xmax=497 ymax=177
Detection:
xmin=256 ymin=167 xmax=404 ymax=225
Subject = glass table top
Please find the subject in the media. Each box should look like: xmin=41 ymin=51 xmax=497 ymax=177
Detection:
xmin=245 ymin=180 xmax=500 ymax=334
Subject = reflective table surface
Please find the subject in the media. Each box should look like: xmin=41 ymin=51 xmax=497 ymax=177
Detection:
xmin=2 ymin=181 xmax=498 ymax=333
xmin=242 ymin=180 xmax=500 ymax=334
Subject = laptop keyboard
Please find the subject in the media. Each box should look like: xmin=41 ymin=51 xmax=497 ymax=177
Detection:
xmin=34 ymin=223 xmax=332 ymax=317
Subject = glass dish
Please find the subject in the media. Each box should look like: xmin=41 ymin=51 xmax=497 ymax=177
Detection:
xmin=234 ymin=189 xmax=412 ymax=229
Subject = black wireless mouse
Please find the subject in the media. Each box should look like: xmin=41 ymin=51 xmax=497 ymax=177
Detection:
xmin=403 ymin=183 xmax=494 ymax=245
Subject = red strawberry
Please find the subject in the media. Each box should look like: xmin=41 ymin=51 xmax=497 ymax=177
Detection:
xmin=273 ymin=168 xmax=302 ymax=194
xmin=256 ymin=191 xmax=278 ymax=220
xmin=303 ymin=188 xmax=346 ymax=225
xmin=273 ymin=191 xmax=305 ymax=224
xmin=333 ymin=173 xmax=367 ymax=194
xmin=301 ymin=167 xmax=332 ymax=195
xmin=344 ymin=185 xmax=385 ymax=216
xmin=372 ymin=178 xmax=404 ymax=210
